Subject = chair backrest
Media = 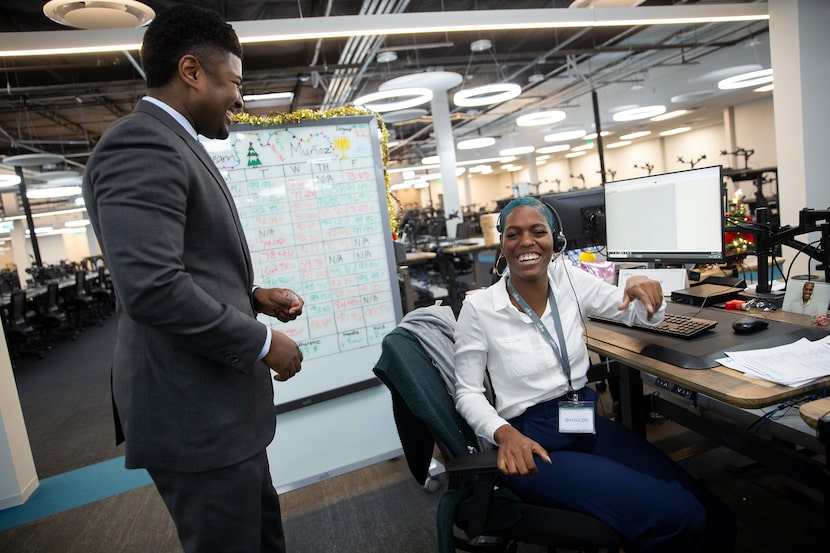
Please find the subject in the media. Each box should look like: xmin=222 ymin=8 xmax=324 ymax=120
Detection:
xmin=46 ymin=282 xmax=61 ymax=309
xmin=374 ymin=327 xmax=479 ymax=467
xmin=10 ymin=290 xmax=28 ymax=324
xmin=75 ymin=270 xmax=88 ymax=295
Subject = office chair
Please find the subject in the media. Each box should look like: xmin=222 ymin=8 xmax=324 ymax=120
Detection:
xmin=34 ymin=282 xmax=77 ymax=344
xmin=374 ymin=326 xmax=623 ymax=553
xmin=4 ymin=290 xmax=47 ymax=359
xmin=63 ymin=270 xmax=101 ymax=330
xmin=88 ymin=266 xmax=115 ymax=316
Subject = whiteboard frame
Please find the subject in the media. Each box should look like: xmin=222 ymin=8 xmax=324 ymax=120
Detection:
xmin=223 ymin=114 xmax=403 ymax=409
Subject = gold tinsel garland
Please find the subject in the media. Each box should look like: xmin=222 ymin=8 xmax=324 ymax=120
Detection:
xmin=232 ymin=106 xmax=397 ymax=238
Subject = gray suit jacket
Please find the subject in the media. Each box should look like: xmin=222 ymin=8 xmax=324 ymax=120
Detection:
xmin=83 ymin=100 xmax=275 ymax=472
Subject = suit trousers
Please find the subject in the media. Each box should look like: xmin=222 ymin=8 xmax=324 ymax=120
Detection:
xmin=501 ymin=387 xmax=736 ymax=553
xmin=148 ymin=449 xmax=286 ymax=553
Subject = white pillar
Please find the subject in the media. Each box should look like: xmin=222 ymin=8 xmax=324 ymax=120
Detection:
xmin=769 ymin=0 xmax=830 ymax=276
xmin=0 ymin=337 xmax=39 ymax=510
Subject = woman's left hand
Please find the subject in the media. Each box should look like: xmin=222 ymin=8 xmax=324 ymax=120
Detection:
xmin=618 ymin=275 xmax=663 ymax=320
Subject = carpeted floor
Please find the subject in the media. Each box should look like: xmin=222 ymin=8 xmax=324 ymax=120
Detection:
xmin=1 ymin=315 xmax=826 ymax=553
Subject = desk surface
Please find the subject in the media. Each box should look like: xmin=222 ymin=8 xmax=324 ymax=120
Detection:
xmin=586 ymin=305 xmax=830 ymax=409
xmin=800 ymin=397 xmax=830 ymax=429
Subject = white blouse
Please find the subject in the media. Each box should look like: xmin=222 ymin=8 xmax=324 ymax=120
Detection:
xmin=453 ymin=260 xmax=665 ymax=444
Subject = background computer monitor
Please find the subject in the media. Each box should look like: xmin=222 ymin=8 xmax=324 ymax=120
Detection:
xmin=604 ymin=165 xmax=726 ymax=265
xmin=540 ymin=188 xmax=607 ymax=251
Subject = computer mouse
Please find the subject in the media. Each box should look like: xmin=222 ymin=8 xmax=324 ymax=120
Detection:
xmin=732 ymin=317 xmax=769 ymax=334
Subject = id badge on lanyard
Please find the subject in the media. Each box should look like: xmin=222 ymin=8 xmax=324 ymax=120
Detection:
xmin=558 ymin=393 xmax=596 ymax=434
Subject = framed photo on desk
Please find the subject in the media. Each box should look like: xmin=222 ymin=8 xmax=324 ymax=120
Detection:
xmin=782 ymin=280 xmax=830 ymax=316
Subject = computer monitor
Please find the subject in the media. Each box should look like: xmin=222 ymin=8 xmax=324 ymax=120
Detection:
xmin=604 ymin=165 xmax=725 ymax=265
xmin=540 ymin=188 xmax=606 ymax=251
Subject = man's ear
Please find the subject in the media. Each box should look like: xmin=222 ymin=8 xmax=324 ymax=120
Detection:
xmin=178 ymin=54 xmax=202 ymax=90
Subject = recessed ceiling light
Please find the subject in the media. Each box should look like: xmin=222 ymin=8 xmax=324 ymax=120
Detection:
xmin=536 ymin=144 xmax=571 ymax=154
xmin=516 ymin=110 xmax=567 ymax=127
xmin=651 ymin=110 xmax=688 ymax=122
xmin=620 ymin=131 xmax=651 ymax=140
xmin=659 ymin=127 xmax=692 ymax=136
xmin=670 ymin=91 xmax=714 ymax=104
xmin=544 ymin=129 xmax=587 ymax=142
xmin=499 ymin=146 xmax=535 ymax=156
xmin=612 ymin=105 xmax=666 ymax=121
xmin=457 ymin=137 xmax=496 ymax=150
xmin=42 ymin=0 xmax=155 ymax=30
xmin=718 ymin=69 xmax=773 ymax=90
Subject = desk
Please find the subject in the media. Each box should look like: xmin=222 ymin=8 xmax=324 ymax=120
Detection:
xmin=801 ymin=397 xmax=830 ymax=429
xmin=438 ymin=239 xmax=499 ymax=291
xmin=586 ymin=304 xmax=830 ymax=539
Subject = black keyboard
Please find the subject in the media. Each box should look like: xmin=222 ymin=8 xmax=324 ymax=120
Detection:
xmin=588 ymin=312 xmax=718 ymax=339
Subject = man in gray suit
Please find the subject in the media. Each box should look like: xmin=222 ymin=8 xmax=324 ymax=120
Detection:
xmin=82 ymin=5 xmax=303 ymax=553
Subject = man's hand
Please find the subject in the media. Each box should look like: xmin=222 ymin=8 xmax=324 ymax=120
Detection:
xmin=263 ymin=330 xmax=303 ymax=382
xmin=618 ymin=275 xmax=663 ymax=320
xmin=254 ymin=287 xmax=303 ymax=322
xmin=493 ymin=424 xmax=551 ymax=476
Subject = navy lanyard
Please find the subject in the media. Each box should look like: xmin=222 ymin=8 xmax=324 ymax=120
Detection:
xmin=507 ymin=278 xmax=573 ymax=393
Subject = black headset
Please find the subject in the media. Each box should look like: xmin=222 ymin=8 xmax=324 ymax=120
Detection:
xmin=496 ymin=199 xmax=567 ymax=254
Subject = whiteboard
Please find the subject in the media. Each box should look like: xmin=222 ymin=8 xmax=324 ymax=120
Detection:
xmin=204 ymin=115 xmax=402 ymax=407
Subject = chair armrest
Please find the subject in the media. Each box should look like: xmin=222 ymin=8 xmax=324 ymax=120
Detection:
xmin=444 ymin=448 xmax=500 ymax=476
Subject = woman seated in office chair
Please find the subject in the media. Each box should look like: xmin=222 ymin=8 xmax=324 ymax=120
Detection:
xmin=454 ymin=197 xmax=736 ymax=553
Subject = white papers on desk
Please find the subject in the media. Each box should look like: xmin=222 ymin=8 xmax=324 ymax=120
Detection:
xmin=717 ymin=336 xmax=830 ymax=387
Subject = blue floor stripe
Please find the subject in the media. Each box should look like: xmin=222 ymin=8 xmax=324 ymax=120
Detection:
xmin=0 ymin=457 xmax=152 ymax=531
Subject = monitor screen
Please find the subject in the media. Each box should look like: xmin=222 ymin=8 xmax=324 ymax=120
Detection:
xmin=604 ymin=166 xmax=725 ymax=264
xmin=540 ymin=188 xmax=606 ymax=251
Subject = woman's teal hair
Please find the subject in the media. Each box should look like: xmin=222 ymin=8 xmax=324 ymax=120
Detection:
xmin=497 ymin=196 xmax=554 ymax=233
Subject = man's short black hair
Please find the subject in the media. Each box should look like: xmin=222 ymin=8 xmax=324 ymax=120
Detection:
xmin=141 ymin=4 xmax=243 ymax=88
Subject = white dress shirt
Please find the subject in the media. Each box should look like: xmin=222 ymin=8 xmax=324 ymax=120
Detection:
xmin=454 ymin=259 xmax=665 ymax=444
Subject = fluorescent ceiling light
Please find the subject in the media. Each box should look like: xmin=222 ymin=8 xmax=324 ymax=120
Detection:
xmin=242 ymin=91 xmax=293 ymax=108
xmin=536 ymin=144 xmax=571 ymax=154
xmin=453 ymin=83 xmax=522 ymax=107
xmin=659 ymin=126 xmax=691 ymax=136
xmin=353 ymin=88 xmax=433 ymax=112
xmin=457 ymin=137 xmax=496 ymax=150
xmin=613 ymin=105 xmax=666 ymax=121
xmin=565 ymin=151 xmax=586 ymax=158
xmin=650 ymin=110 xmax=687 ymax=122
xmin=499 ymin=146 xmax=535 ymax=156
xmin=0 ymin=6 xmax=769 ymax=58
xmin=754 ymin=84 xmax=774 ymax=93
xmin=606 ymin=140 xmax=632 ymax=149
xmin=516 ymin=110 xmax=567 ymax=127
xmin=536 ymin=155 xmax=550 ymax=161
xmin=27 ymin=186 xmax=82 ymax=199
xmin=571 ymin=143 xmax=594 ymax=151
xmin=620 ymin=131 xmax=651 ymax=140
xmin=545 ymin=129 xmax=586 ymax=142
xmin=506 ymin=165 xmax=523 ymax=172
xmin=718 ymin=68 xmax=773 ymax=90
xmin=422 ymin=155 xmax=440 ymax=164
xmin=65 ymin=219 xmax=90 ymax=227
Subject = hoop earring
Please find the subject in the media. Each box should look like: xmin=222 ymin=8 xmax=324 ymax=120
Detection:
xmin=495 ymin=252 xmax=507 ymax=276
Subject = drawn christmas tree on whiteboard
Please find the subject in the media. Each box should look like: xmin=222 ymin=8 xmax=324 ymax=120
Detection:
xmin=246 ymin=142 xmax=262 ymax=167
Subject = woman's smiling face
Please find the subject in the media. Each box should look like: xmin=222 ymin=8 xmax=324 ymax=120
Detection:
xmin=501 ymin=205 xmax=554 ymax=284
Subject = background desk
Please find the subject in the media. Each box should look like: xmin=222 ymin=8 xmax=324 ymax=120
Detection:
xmin=586 ymin=305 xmax=830 ymax=539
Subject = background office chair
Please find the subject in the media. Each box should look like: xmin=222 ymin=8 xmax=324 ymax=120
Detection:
xmin=33 ymin=281 xmax=77 ymax=345
xmin=374 ymin=326 xmax=623 ymax=553
xmin=63 ymin=270 xmax=102 ymax=330
xmin=3 ymin=290 xmax=47 ymax=359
